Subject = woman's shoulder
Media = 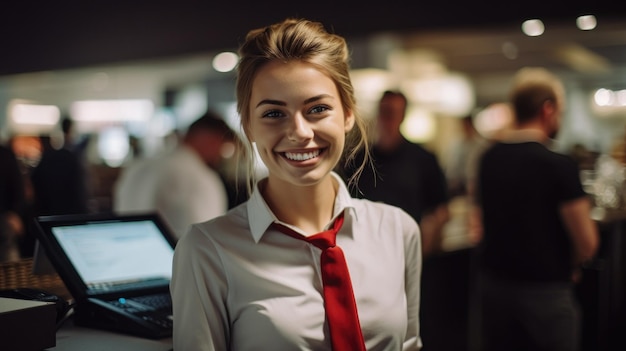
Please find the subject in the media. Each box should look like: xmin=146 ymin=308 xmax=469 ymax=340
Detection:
xmin=351 ymin=198 xmax=418 ymax=227
xmin=182 ymin=204 xmax=250 ymax=242
xmin=348 ymin=198 xmax=421 ymax=247
xmin=352 ymin=196 xmax=404 ymax=211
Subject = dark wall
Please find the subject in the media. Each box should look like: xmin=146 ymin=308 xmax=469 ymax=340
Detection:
xmin=2 ymin=0 xmax=625 ymax=76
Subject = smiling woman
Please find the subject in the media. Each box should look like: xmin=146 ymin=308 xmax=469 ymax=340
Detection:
xmin=246 ymin=60 xmax=354 ymax=194
xmin=170 ymin=18 xmax=424 ymax=351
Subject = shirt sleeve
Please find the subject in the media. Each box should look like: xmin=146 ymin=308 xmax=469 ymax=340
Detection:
xmin=156 ymin=165 xmax=228 ymax=239
xmin=170 ymin=225 xmax=230 ymax=351
xmin=555 ymin=155 xmax=587 ymax=203
xmin=402 ymin=211 xmax=423 ymax=350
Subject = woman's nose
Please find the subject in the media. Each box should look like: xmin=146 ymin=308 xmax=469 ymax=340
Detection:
xmin=287 ymin=114 xmax=314 ymax=142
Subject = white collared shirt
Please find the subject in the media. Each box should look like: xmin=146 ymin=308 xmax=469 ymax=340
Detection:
xmin=171 ymin=172 xmax=422 ymax=351
xmin=114 ymin=145 xmax=228 ymax=239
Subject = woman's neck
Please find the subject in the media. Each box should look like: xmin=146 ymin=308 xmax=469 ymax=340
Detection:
xmin=262 ymin=174 xmax=337 ymax=234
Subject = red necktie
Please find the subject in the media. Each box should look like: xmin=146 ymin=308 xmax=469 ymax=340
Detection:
xmin=272 ymin=213 xmax=367 ymax=351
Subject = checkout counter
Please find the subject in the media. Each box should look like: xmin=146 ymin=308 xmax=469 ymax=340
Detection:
xmin=0 ymin=258 xmax=172 ymax=351
xmin=1 ymin=202 xmax=624 ymax=351
xmin=51 ymin=318 xmax=172 ymax=351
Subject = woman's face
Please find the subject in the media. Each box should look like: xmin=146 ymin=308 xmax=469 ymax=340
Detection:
xmin=247 ymin=60 xmax=354 ymax=187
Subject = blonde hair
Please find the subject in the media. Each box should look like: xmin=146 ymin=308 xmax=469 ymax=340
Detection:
xmin=235 ymin=18 xmax=370 ymax=194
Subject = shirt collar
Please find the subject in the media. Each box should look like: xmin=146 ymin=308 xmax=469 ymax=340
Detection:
xmin=499 ymin=128 xmax=548 ymax=144
xmin=247 ymin=172 xmax=357 ymax=243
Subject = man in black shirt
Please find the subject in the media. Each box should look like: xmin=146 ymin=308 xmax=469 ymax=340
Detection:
xmin=341 ymin=90 xmax=449 ymax=257
xmin=475 ymin=67 xmax=599 ymax=351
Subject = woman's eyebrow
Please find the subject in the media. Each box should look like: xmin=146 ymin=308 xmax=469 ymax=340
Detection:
xmin=255 ymin=94 xmax=334 ymax=108
xmin=304 ymin=94 xmax=333 ymax=104
xmin=256 ymin=99 xmax=286 ymax=108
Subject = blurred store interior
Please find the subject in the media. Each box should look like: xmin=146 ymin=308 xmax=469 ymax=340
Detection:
xmin=2 ymin=1 xmax=626 ymax=230
xmin=1 ymin=7 xmax=625 ymax=145
xmin=2 ymin=2 xmax=626 ymax=350
xmin=0 ymin=2 xmax=625 ymax=244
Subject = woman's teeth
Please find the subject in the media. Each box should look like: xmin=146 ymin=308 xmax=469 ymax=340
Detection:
xmin=284 ymin=150 xmax=320 ymax=161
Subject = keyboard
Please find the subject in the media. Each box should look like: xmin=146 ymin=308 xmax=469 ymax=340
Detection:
xmin=108 ymin=293 xmax=173 ymax=329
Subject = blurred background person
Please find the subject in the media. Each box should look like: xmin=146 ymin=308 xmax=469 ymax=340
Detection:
xmin=474 ymin=67 xmax=599 ymax=351
xmin=30 ymin=117 xmax=91 ymax=217
xmin=0 ymin=137 xmax=26 ymax=262
xmin=60 ymin=116 xmax=90 ymax=157
xmin=341 ymin=89 xmax=451 ymax=350
xmin=444 ymin=114 xmax=489 ymax=200
xmin=443 ymin=113 xmax=491 ymax=249
xmin=113 ymin=110 xmax=237 ymax=240
xmin=341 ymin=90 xmax=450 ymax=257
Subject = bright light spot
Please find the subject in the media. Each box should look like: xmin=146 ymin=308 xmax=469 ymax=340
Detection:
xmin=350 ymin=68 xmax=394 ymax=101
xmin=474 ymin=103 xmax=514 ymax=139
xmin=10 ymin=103 xmax=60 ymax=126
xmin=402 ymin=73 xmax=475 ymax=117
xmin=350 ymin=68 xmax=394 ymax=116
xmin=212 ymin=52 xmax=239 ymax=73
xmin=591 ymin=88 xmax=626 ymax=117
xmin=174 ymin=85 xmax=208 ymax=128
xmin=71 ymin=99 xmax=154 ymax=122
xmin=522 ymin=19 xmax=545 ymax=37
xmin=617 ymin=90 xmax=626 ymax=106
xmin=576 ymin=15 xmax=597 ymax=31
xmin=401 ymin=107 xmax=436 ymax=143
xmin=594 ymin=88 xmax=614 ymax=106
xmin=98 ymin=126 xmax=129 ymax=167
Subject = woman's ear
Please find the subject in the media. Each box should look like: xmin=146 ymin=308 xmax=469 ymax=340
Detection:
xmin=344 ymin=110 xmax=355 ymax=133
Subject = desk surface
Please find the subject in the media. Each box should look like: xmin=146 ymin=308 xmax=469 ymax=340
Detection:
xmin=47 ymin=317 xmax=172 ymax=351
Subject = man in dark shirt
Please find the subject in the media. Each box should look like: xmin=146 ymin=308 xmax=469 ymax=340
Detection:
xmin=31 ymin=117 xmax=90 ymax=216
xmin=341 ymin=90 xmax=449 ymax=257
xmin=475 ymin=67 xmax=599 ymax=351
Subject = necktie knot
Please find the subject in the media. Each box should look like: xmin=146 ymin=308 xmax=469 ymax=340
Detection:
xmin=272 ymin=214 xmax=344 ymax=250
xmin=307 ymin=230 xmax=337 ymax=250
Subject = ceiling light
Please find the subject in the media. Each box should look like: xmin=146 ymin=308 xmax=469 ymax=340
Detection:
xmin=576 ymin=15 xmax=597 ymax=31
xmin=350 ymin=68 xmax=394 ymax=111
xmin=71 ymin=99 xmax=154 ymax=122
xmin=10 ymin=103 xmax=60 ymax=126
xmin=212 ymin=52 xmax=239 ymax=73
xmin=521 ymin=19 xmax=545 ymax=37
xmin=401 ymin=73 xmax=475 ymax=117
xmin=594 ymin=88 xmax=614 ymax=107
xmin=617 ymin=90 xmax=626 ymax=106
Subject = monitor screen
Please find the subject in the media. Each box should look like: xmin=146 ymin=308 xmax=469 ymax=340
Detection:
xmin=50 ymin=219 xmax=173 ymax=289
xmin=33 ymin=212 xmax=177 ymax=298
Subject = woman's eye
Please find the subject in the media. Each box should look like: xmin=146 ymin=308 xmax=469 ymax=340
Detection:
xmin=262 ymin=110 xmax=284 ymax=119
xmin=309 ymin=105 xmax=331 ymax=114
